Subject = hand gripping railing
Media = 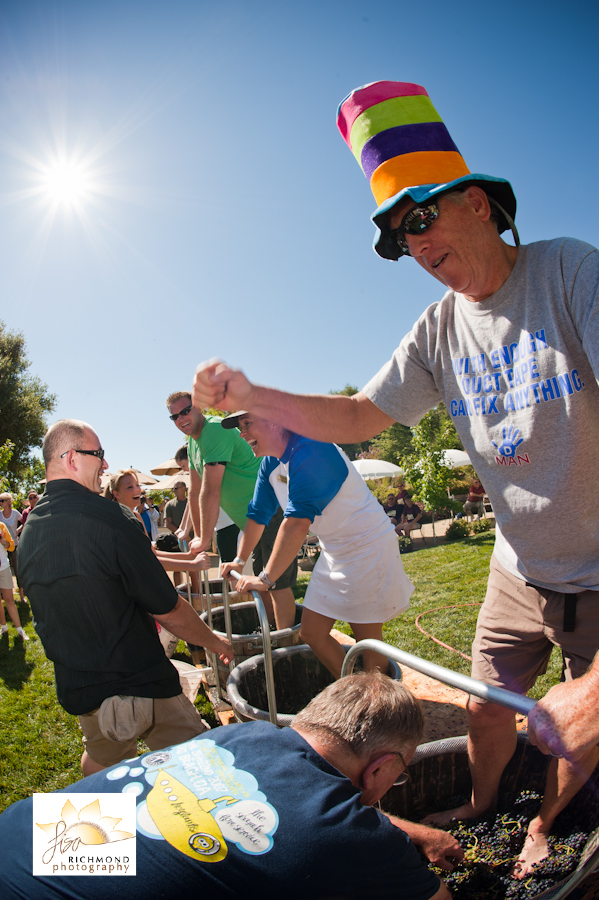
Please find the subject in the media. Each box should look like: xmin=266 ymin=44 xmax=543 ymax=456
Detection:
xmin=178 ymin=540 xmax=234 ymax=701
xmin=228 ymin=569 xmax=278 ymax=725
xmin=341 ymin=639 xmax=537 ymax=717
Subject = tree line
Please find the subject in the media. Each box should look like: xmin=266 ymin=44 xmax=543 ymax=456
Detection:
xmin=0 ymin=321 xmax=56 ymax=493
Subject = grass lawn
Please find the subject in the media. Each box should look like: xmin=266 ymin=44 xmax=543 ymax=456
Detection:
xmin=0 ymin=534 xmax=562 ymax=813
xmin=0 ymin=601 xmax=218 ymax=814
xmin=295 ymin=532 xmax=562 ymax=698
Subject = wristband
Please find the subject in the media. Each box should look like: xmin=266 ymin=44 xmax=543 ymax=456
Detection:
xmin=233 ymin=556 xmax=245 ymax=567
xmin=258 ymin=569 xmax=276 ymax=589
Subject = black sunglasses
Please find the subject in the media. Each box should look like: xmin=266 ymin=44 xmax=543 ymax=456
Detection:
xmin=389 ymin=203 xmax=439 ymax=256
xmin=60 ymin=448 xmax=105 ymax=461
xmin=169 ymin=404 xmax=192 ymax=422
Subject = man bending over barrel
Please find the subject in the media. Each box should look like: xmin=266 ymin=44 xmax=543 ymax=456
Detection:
xmin=0 ymin=672 xmax=461 ymax=899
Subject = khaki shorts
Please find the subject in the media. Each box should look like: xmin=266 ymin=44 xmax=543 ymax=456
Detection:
xmin=471 ymin=556 xmax=599 ymax=700
xmin=79 ymin=693 xmax=207 ymax=767
xmin=0 ymin=566 xmax=13 ymax=590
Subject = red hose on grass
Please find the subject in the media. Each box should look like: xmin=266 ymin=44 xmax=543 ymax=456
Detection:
xmin=414 ymin=602 xmax=482 ymax=662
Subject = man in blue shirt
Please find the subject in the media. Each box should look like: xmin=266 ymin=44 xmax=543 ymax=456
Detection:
xmin=0 ymin=673 xmax=460 ymax=900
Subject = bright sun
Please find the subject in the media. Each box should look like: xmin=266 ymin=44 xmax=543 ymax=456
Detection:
xmin=42 ymin=160 xmax=92 ymax=208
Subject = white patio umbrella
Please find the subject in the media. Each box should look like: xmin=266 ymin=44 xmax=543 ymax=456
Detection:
xmin=129 ymin=468 xmax=159 ymax=486
xmin=148 ymin=470 xmax=190 ymax=491
xmin=101 ymin=468 xmax=159 ymax=488
xmin=151 ymin=457 xmax=181 ymax=476
xmin=351 ymin=459 xmax=404 ymax=480
xmin=439 ymin=448 xmax=471 ymax=468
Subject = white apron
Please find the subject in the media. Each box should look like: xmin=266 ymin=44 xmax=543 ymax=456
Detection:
xmin=269 ymin=448 xmax=413 ymax=623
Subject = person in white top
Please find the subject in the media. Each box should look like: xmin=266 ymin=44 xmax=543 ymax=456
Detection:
xmin=221 ymin=412 xmax=413 ymax=677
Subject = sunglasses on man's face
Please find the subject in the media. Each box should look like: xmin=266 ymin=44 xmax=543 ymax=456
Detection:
xmin=60 ymin=448 xmax=105 ymax=461
xmin=169 ymin=405 xmax=192 ymax=422
xmin=389 ymin=203 xmax=439 ymax=256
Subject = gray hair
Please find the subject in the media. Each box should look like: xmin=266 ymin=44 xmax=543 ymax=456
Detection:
xmin=444 ymin=186 xmax=501 ymax=231
xmin=42 ymin=419 xmax=90 ymax=468
xmin=292 ymin=672 xmax=424 ymax=760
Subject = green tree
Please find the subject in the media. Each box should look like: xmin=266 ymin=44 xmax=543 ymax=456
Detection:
xmin=369 ymin=420 xmax=414 ymax=465
xmin=15 ymin=455 xmax=46 ymax=494
xmin=425 ymin=402 xmax=463 ymax=451
xmin=0 ymin=321 xmax=57 ymax=486
xmin=328 ymin=384 xmax=372 ymax=460
xmin=400 ymin=408 xmax=461 ymax=544
xmin=328 ymin=383 xmax=414 ymax=463
xmin=0 ymin=439 xmax=14 ymax=493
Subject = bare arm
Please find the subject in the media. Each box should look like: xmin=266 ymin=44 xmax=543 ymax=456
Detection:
xmin=221 ymin=518 xmax=266 ymax=584
xmin=528 ymin=652 xmax=599 ymax=760
xmin=193 ymin=360 xmax=394 ymax=443
xmin=189 ymin=463 xmax=224 ymax=553
xmin=155 ymin=549 xmax=212 ymax=573
xmin=175 ymin=502 xmax=192 ymax=542
xmin=188 ymin=467 xmax=202 ymax=541
xmin=383 ymin=813 xmax=463 ymax=872
xmin=153 ymin=596 xmax=232 ymax=663
xmin=237 ymin=516 xmax=310 ymax=593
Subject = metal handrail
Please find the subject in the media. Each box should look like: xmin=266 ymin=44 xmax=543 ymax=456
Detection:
xmin=202 ymin=569 xmax=223 ymax=701
xmin=341 ymin=639 xmax=537 ymax=717
xmin=221 ymin=577 xmax=235 ymax=675
xmin=228 ymin=570 xmax=278 ymax=725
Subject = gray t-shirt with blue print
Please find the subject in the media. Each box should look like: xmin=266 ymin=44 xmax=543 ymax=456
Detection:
xmin=363 ymin=238 xmax=599 ymax=593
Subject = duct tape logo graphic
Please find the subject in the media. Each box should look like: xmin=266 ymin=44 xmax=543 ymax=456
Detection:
xmin=33 ymin=793 xmax=136 ymax=876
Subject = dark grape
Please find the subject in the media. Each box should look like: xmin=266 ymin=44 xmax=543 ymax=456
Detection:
xmin=430 ymin=790 xmax=589 ymax=899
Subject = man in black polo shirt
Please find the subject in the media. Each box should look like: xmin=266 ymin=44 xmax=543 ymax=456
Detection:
xmin=18 ymin=419 xmax=232 ymax=776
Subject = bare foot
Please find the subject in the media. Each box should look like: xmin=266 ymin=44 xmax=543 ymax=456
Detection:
xmin=422 ymin=802 xmax=478 ymax=826
xmin=512 ymin=825 xmax=550 ymax=879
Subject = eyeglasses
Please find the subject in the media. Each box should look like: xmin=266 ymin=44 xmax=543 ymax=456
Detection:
xmin=389 ymin=203 xmax=439 ymax=256
xmin=391 ymin=751 xmax=412 ymax=787
xmin=169 ymin=405 xmax=192 ymax=422
xmin=60 ymin=448 xmax=105 ymax=461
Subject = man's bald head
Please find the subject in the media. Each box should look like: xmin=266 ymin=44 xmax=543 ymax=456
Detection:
xmin=43 ymin=420 xmax=92 ymax=470
xmin=43 ymin=420 xmax=108 ymax=493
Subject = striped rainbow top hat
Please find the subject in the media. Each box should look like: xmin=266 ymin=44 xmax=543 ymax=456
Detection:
xmin=337 ymin=81 xmax=517 ymax=260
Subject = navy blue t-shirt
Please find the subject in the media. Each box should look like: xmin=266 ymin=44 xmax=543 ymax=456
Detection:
xmin=0 ymin=722 xmax=440 ymax=900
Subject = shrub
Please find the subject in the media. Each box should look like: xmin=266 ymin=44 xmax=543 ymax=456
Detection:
xmin=445 ymin=520 xmax=472 ymax=541
xmin=397 ymin=535 xmax=414 ymax=553
xmin=471 ymin=518 xmax=492 ymax=534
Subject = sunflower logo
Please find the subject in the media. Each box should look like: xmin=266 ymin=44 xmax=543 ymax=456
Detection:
xmin=36 ymin=798 xmax=134 ymax=845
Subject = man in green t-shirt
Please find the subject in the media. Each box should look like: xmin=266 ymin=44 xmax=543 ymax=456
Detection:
xmin=166 ymin=392 xmax=297 ymax=628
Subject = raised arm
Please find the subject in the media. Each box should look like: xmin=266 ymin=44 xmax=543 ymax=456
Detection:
xmin=193 ymin=360 xmax=394 ymax=443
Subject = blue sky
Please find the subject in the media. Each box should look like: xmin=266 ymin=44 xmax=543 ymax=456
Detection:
xmin=1 ymin=0 xmax=597 ymax=480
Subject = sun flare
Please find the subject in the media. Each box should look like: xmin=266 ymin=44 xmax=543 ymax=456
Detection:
xmin=41 ymin=159 xmax=92 ymax=208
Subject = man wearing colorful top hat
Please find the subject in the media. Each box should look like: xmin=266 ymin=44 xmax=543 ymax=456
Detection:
xmin=193 ymin=80 xmax=599 ymax=877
